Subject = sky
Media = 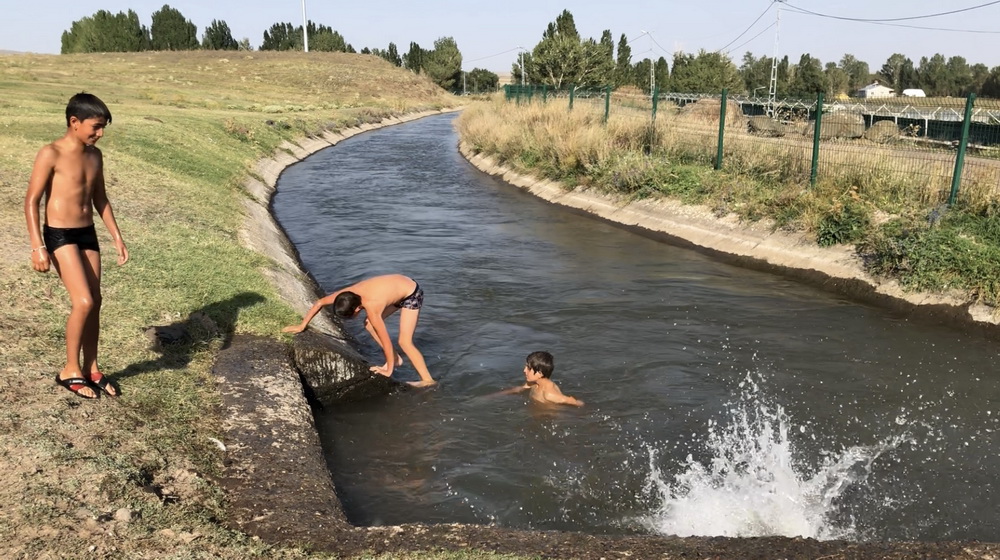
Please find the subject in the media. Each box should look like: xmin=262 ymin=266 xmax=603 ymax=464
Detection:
xmin=3 ymin=0 xmax=1000 ymax=74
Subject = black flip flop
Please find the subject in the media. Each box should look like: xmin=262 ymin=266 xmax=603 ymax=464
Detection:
xmin=87 ymin=371 xmax=119 ymax=397
xmin=55 ymin=374 xmax=98 ymax=399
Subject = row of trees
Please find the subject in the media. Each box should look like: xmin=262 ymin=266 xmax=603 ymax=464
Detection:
xmin=59 ymin=6 xmax=496 ymax=93
xmin=58 ymin=6 xmax=1000 ymax=99
xmin=515 ymin=10 xmax=1000 ymax=99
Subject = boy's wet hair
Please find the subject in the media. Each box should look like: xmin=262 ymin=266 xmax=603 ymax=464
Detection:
xmin=333 ymin=291 xmax=362 ymax=318
xmin=66 ymin=92 xmax=112 ymax=126
xmin=526 ymin=351 xmax=554 ymax=378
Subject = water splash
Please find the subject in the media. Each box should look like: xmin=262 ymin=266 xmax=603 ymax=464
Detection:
xmin=641 ymin=375 xmax=908 ymax=540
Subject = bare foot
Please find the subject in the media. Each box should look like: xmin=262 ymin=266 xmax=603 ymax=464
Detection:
xmin=56 ymin=370 xmax=97 ymax=399
xmin=406 ymin=379 xmax=438 ymax=388
xmin=370 ymin=365 xmax=392 ymax=377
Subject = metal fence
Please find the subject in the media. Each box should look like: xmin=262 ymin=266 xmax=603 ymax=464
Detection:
xmin=502 ymin=84 xmax=1000 ymax=209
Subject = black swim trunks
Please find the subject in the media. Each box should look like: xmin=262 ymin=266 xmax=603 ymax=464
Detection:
xmin=394 ymin=283 xmax=424 ymax=310
xmin=43 ymin=224 xmax=100 ymax=253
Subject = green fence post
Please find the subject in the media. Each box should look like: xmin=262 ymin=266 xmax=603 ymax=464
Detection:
xmin=810 ymin=91 xmax=825 ymax=188
xmin=652 ymin=86 xmax=659 ymax=121
xmin=504 ymin=84 xmax=510 ymax=101
xmin=604 ymin=86 xmax=611 ymax=124
xmin=949 ymin=92 xmax=976 ymax=206
xmin=715 ymin=89 xmax=728 ymax=170
xmin=542 ymin=85 xmax=548 ymax=103
xmin=569 ymin=84 xmax=575 ymax=110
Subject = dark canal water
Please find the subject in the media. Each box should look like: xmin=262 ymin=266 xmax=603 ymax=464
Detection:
xmin=272 ymin=113 xmax=1000 ymax=542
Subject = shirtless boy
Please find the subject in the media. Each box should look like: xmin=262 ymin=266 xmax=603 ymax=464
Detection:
xmin=25 ymin=92 xmax=129 ymax=399
xmin=501 ymin=351 xmax=584 ymax=407
xmin=283 ymin=274 xmax=436 ymax=387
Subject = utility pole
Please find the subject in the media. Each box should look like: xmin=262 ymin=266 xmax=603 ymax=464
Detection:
xmin=518 ymin=46 xmax=525 ymax=86
xmin=301 ymin=0 xmax=309 ymax=52
xmin=767 ymin=0 xmax=785 ymax=117
xmin=641 ymin=30 xmax=653 ymax=95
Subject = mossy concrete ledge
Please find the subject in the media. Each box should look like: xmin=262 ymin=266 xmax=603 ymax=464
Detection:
xmin=290 ymin=329 xmax=400 ymax=404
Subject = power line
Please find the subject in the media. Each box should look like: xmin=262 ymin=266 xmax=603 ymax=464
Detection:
xmin=464 ymin=46 xmax=523 ymax=64
xmin=717 ymin=3 xmax=774 ymax=53
xmin=782 ymin=0 xmax=1000 ymax=23
xmin=783 ymin=4 xmax=1000 ymax=34
xmin=725 ymin=22 xmax=777 ymax=55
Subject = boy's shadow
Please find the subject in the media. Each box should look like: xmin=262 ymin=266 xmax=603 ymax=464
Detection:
xmin=115 ymin=292 xmax=266 ymax=383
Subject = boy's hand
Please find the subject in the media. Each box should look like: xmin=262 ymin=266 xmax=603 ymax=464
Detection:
xmin=31 ymin=248 xmax=50 ymax=272
xmin=282 ymin=325 xmax=305 ymax=334
xmin=115 ymin=241 xmax=129 ymax=265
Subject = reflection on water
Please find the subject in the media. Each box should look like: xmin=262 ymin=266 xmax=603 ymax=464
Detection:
xmin=274 ymin=113 xmax=1000 ymax=541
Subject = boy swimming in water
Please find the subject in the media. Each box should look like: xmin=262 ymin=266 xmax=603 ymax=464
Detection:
xmin=282 ymin=274 xmax=436 ymax=387
xmin=501 ymin=351 xmax=584 ymax=407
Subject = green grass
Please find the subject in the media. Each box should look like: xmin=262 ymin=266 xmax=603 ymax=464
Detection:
xmin=0 ymin=51 xmax=534 ymax=559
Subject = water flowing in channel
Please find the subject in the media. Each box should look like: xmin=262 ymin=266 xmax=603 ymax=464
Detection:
xmin=273 ymin=113 xmax=1000 ymax=541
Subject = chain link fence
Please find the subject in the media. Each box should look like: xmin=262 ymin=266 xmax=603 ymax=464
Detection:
xmin=503 ymin=84 xmax=1000 ymax=211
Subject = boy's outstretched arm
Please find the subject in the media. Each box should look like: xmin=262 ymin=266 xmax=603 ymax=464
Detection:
xmin=281 ymin=290 xmax=342 ymax=333
xmin=548 ymin=391 xmax=585 ymax=407
xmin=91 ymin=151 xmax=128 ymax=265
xmin=24 ymin=146 xmax=56 ymax=272
xmin=496 ymin=384 xmax=530 ymax=396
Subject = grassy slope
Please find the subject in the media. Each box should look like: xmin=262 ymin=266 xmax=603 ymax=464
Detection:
xmin=0 ymin=51 xmax=529 ymax=559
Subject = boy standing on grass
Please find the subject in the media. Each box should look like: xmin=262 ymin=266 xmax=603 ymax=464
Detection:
xmin=283 ymin=274 xmax=437 ymax=387
xmin=25 ymin=92 xmax=129 ymax=399
xmin=500 ymin=351 xmax=584 ymax=407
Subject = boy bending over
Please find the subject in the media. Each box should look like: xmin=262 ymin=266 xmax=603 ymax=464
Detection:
xmin=283 ymin=274 xmax=436 ymax=387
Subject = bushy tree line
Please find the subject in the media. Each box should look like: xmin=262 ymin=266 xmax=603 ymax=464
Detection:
xmin=514 ymin=10 xmax=1000 ymax=99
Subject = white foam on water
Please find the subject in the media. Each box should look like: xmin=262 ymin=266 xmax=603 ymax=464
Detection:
xmin=640 ymin=375 xmax=909 ymax=540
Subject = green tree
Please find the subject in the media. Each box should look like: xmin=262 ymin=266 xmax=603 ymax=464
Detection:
xmin=825 ymin=62 xmax=849 ymax=97
xmin=423 ymin=36 xmax=462 ymax=90
xmin=917 ymin=54 xmax=948 ymax=96
xmin=466 ymin=68 xmax=499 ymax=93
xmin=309 ymin=23 xmax=351 ymax=52
xmin=150 ymin=4 xmax=199 ymax=51
xmin=261 ymin=22 xmax=299 ymax=51
xmin=614 ymin=33 xmax=633 ymax=88
xmin=982 ymin=66 xmax=1000 ymax=98
xmin=839 ymin=54 xmax=870 ymax=92
xmin=946 ymin=56 xmax=973 ymax=96
xmin=879 ymin=53 xmax=915 ymax=93
xmin=787 ymin=54 xmax=827 ymax=98
xmin=654 ymin=57 xmax=669 ymax=92
xmin=202 ymin=19 xmax=237 ymax=50
xmin=740 ymin=52 xmax=772 ymax=95
xmin=669 ymin=50 xmax=742 ymax=93
xmin=61 ymin=9 xmax=150 ymax=53
xmin=404 ymin=42 xmax=424 ymax=73
xmin=383 ymin=42 xmax=402 ymax=66
xmin=528 ymin=10 xmax=613 ymax=89
xmin=972 ymin=63 xmax=990 ymax=96
xmin=238 ymin=38 xmax=253 ymax=51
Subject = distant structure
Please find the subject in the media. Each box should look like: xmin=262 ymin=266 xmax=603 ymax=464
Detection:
xmin=856 ymin=82 xmax=894 ymax=99
xmin=902 ymin=88 xmax=927 ymax=98
xmin=496 ymin=72 xmax=513 ymax=86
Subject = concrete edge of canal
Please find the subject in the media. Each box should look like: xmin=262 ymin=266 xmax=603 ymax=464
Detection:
xmin=215 ymin=109 xmax=1000 ymax=558
xmin=458 ymin=142 xmax=1000 ymax=332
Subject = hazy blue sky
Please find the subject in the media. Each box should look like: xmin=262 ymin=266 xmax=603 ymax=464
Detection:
xmin=4 ymin=1 xmax=1000 ymax=73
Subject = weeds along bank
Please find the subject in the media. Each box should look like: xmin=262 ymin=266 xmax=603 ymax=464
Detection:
xmin=456 ymin=96 xmax=1000 ymax=313
xmin=0 ymin=51 xmax=468 ymax=559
